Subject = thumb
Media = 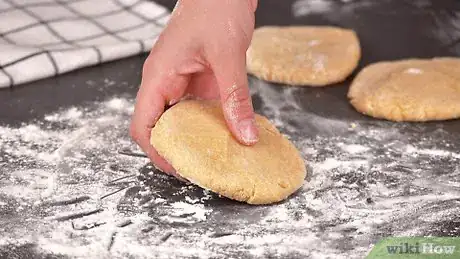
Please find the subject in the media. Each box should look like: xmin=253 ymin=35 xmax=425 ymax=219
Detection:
xmin=212 ymin=51 xmax=259 ymax=146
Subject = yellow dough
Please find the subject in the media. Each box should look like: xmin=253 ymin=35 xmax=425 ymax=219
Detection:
xmin=348 ymin=57 xmax=460 ymax=122
xmin=246 ymin=26 xmax=361 ymax=86
xmin=150 ymin=100 xmax=306 ymax=205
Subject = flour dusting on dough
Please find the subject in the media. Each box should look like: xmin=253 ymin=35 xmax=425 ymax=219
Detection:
xmin=405 ymin=68 xmax=424 ymax=74
xmin=312 ymin=54 xmax=327 ymax=72
xmin=308 ymin=39 xmax=321 ymax=46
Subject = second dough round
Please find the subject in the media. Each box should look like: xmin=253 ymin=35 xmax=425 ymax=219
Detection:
xmin=246 ymin=26 xmax=361 ymax=86
xmin=348 ymin=57 xmax=460 ymax=122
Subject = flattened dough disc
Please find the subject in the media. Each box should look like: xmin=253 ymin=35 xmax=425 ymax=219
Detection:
xmin=348 ymin=57 xmax=460 ymax=122
xmin=150 ymin=100 xmax=306 ymax=205
xmin=247 ymin=26 xmax=361 ymax=86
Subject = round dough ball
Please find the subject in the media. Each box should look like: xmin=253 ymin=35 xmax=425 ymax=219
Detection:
xmin=246 ymin=26 xmax=361 ymax=86
xmin=150 ymin=100 xmax=306 ymax=205
xmin=348 ymin=57 xmax=460 ymax=122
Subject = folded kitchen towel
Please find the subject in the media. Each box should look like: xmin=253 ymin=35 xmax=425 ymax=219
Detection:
xmin=0 ymin=0 xmax=170 ymax=88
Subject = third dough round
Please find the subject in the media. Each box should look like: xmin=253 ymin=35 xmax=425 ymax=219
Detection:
xmin=246 ymin=26 xmax=361 ymax=86
xmin=348 ymin=57 xmax=460 ymax=122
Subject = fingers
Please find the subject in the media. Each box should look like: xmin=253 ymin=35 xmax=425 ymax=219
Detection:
xmin=130 ymin=83 xmax=174 ymax=174
xmin=130 ymin=59 xmax=189 ymax=174
xmin=212 ymin=50 xmax=259 ymax=146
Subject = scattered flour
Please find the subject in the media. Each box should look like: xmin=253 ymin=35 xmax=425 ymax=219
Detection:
xmin=405 ymin=68 xmax=424 ymax=75
xmin=291 ymin=0 xmax=375 ymax=19
xmin=1 ymin=92 xmax=460 ymax=259
xmin=45 ymin=107 xmax=83 ymax=122
xmin=307 ymin=39 xmax=322 ymax=46
xmin=105 ymin=97 xmax=134 ymax=113
xmin=312 ymin=54 xmax=327 ymax=72
xmin=406 ymin=145 xmax=460 ymax=159
xmin=313 ymin=158 xmax=369 ymax=171
xmin=292 ymin=0 xmax=334 ymax=17
xmin=161 ymin=201 xmax=211 ymax=223
xmin=338 ymin=143 xmax=370 ymax=154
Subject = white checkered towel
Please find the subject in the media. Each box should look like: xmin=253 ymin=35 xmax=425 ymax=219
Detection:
xmin=0 ymin=0 xmax=170 ymax=88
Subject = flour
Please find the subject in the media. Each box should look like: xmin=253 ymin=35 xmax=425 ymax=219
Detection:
xmin=291 ymin=0 xmax=375 ymax=20
xmin=406 ymin=145 xmax=460 ymax=159
xmin=105 ymin=97 xmax=134 ymax=113
xmin=312 ymin=158 xmax=369 ymax=171
xmin=405 ymin=68 xmax=424 ymax=75
xmin=291 ymin=0 xmax=361 ymax=17
xmin=45 ymin=107 xmax=83 ymax=122
xmin=1 ymin=92 xmax=460 ymax=258
xmin=292 ymin=0 xmax=334 ymax=17
xmin=312 ymin=53 xmax=327 ymax=72
xmin=161 ymin=201 xmax=211 ymax=223
xmin=307 ymin=39 xmax=321 ymax=46
xmin=337 ymin=143 xmax=370 ymax=154
xmin=2 ymin=169 xmax=56 ymax=200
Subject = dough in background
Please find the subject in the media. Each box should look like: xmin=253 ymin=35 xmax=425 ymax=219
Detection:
xmin=246 ymin=26 xmax=361 ymax=86
xmin=150 ymin=100 xmax=306 ymax=205
xmin=348 ymin=57 xmax=460 ymax=122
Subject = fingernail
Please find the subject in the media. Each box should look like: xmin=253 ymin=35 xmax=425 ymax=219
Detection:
xmin=237 ymin=119 xmax=259 ymax=145
xmin=168 ymin=99 xmax=178 ymax=106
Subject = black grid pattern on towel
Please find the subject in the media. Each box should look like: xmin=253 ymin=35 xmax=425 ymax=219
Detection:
xmin=0 ymin=0 xmax=169 ymax=87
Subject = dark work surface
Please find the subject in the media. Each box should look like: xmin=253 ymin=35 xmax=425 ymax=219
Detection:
xmin=1 ymin=1 xmax=460 ymax=259
xmin=2 ymin=0 xmax=460 ymax=128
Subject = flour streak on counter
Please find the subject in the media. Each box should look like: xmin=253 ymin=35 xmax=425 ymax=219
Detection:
xmin=1 ymin=93 xmax=460 ymax=258
xmin=291 ymin=0 xmax=362 ymax=17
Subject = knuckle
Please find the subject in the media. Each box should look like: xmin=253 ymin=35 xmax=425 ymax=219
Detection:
xmin=142 ymin=58 xmax=155 ymax=77
xmin=224 ymin=86 xmax=250 ymax=107
xmin=142 ymin=51 xmax=163 ymax=78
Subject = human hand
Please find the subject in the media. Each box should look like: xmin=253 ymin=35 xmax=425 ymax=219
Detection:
xmin=130 ymin=0 xmax=259 ymax=174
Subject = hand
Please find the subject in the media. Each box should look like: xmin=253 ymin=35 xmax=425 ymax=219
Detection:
xmin=130 ymin=0 xmax=259 ymax=174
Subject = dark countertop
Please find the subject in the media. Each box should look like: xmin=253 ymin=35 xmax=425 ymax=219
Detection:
xmin=1 ymin=1 xmax=460 ymax=258
xmin=2 ymin=0 xmax=460 ymax=127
